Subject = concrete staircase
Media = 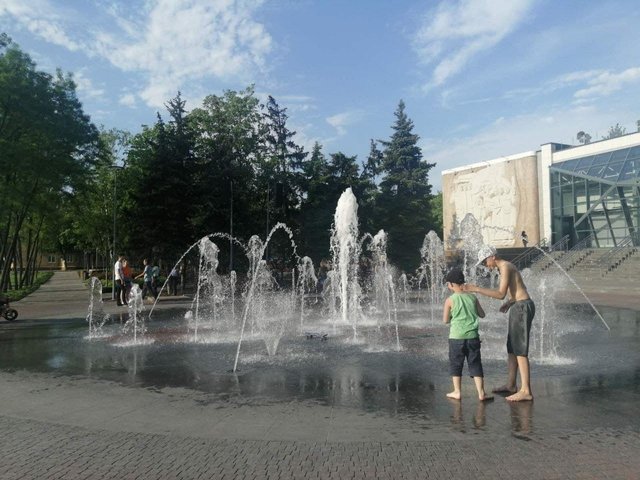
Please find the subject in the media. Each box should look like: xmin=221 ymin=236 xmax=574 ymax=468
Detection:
xmin=543 ymin=247 xmax=640 ymax=293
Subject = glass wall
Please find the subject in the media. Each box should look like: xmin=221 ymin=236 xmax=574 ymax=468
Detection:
xmin=549 ymin=146 xmax=640 ymax=247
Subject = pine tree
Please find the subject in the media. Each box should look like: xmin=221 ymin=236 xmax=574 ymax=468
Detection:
xmin=377 ymin=100 xmax=435 ymax=272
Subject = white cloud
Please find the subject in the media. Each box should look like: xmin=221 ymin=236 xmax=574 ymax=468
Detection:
xmin=0 ymin=0 xmax=83 ymax=51
xmin=413 ymin=0 xmax=534 ymax=88
xmin=72 ymin=70 xmax=105 ymax=99
xmin=326 ymin=110 xmax=362 ymax=136
xmin=498 ymin=67 xmax=640 ymax=105
xmin=574 ymin=67 xmax=640 ymax=100
xmin=423 ymin=105 xmax=632 ymax=191
xmin=95 ymin=0 xmax=273 ymax=108
xmin=118 ymin=93 xmax=137 ymax=107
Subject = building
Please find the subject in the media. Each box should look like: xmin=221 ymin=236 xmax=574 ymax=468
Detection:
xmin=442 ymin=131 xmax=640 ymax=249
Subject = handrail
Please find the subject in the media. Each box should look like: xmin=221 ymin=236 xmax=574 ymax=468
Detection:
xmin=511 ymin=238 xmax=548 ymax=270
xmin=569 ymin=232 xmax=595 ymax=251
xmin=597 ymin=233 xmax=640 ymax=269
xmin=549 ymin=234 xmax=570 ymax=252
xmin=556 ymin=233 xmax=595 ymax=269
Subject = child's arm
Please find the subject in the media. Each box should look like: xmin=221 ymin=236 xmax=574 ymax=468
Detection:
xmin=475 ymin=297 xmax=485 ymax=318
xmin=442 ymin=297 xmax=452 ymax=324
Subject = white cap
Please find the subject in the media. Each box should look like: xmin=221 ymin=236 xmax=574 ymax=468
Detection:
xmin=476 ymin=245 xmax=497 ymax=266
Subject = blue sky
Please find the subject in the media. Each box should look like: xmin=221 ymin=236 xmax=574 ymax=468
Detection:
xmin=2 ymin=0 xmax=639 ymax=191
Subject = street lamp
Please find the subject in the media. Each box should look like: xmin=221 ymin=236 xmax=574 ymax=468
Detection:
xmin=111 ymin=164 xmax=124 ymax=300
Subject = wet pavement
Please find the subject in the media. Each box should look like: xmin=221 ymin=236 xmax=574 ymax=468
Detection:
xmin=0 ymin=271 xmax=639 ymax=479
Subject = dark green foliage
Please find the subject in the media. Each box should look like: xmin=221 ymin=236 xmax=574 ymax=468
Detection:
xmin=121 ymin=94 xmax=198 ymax=264
xmin=0 ymin=35 xmax=100 ymax=290
xmin=2 ymin=33 xmax=443 ymax=280
xmin=376 ymin=100 xmax=436 ymax=272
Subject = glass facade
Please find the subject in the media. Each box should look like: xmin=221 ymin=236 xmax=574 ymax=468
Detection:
xmin=549 ymin=146 xmax=640 ymax=247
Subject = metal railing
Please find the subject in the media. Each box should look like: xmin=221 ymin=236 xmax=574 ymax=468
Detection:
xmin=523 ymin=235 xmax=570 ymax=271
xmin=598 ymin=232 xmax=640 ymax=273
xmin=556 ymin=233 xmax=596 ymax=270
xmin=511 ymin=238 xmax=548 ymax=270
xmin=549 ymin=234 xmax=570 ymax=252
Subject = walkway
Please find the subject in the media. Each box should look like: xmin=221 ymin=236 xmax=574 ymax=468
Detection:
xmin=13 ymin=271 xmax=190 ymax=321
xmin=0 ymin=271 xmax=638 ymax=479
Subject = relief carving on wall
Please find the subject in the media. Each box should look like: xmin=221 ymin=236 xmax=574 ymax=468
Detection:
xmin=451 ymin=166 xmax=517 ymax=245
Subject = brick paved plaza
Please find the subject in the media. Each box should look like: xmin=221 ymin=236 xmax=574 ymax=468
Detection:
xmin=0 ymin=272 xmax=639 ymax=479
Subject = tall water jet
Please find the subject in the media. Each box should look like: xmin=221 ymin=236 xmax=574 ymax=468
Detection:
xmin=191 ymin=237 xmax=222 ymax=341
xmin=330 ymin=188 xmax=361 ymax=338
xmin=397 ymin=273 xmax=409 ymax=310
xmin=123 ymin=284 xmax=146 ymax=344
xmin=531 ymin=245 xmax=609 ymax=331
xmin=86 ymin=277 xmax=108 ymax=338
xmin=297 ymin=256 xmax=317 ymax=330
xmin=369 ymin=230 xmax=400 ymax=350
xmin=233 ymin=223 xmax=298 ymax=372
xmin=459 ymin=214 xmax=484 ymax=284
xmin=533 ymin=275 xmax=558 ymax=361
xmin=418 ymin=230 xmax=446 ymax=322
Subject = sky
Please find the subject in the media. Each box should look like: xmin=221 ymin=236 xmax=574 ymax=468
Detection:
xmin=1 ymin=0 xmax=640 ymax=191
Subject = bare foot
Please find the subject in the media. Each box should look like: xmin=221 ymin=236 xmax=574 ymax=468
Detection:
xmin=446 ymin=391 xmax=461 ymax=400
xmin=506 ymin=391 xmax=533 ymax=402
xmin=479 ymin=394 xmax=494 ymax=401
xmin=492 ymin=385 xmax=517 ymax=394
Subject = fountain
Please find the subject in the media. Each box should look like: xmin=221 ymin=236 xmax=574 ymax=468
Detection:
xmin=79 ymin=186 xmax=618 ymax=379
xmin=0 ymin=185 xmax=634 ymax=458
xmin=86 ymin=277 xmax=109 ymax=338
xmin=329 ymin=187 xmax=361 ymax=338
xmin=417 ymin=230 xmax=446 ymax=322
xmin=121 ymin=284 xmax=150 ymax=345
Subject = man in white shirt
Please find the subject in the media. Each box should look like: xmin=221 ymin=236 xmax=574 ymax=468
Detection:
xmin=114 ymin=255 xmax=125 ymax=306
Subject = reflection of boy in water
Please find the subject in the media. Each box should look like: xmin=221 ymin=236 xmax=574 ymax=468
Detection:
xmin=464 ymin=245 xmax=536 ymax=402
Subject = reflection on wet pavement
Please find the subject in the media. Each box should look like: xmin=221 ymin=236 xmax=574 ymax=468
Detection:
xmin=1 ymin=304 xmax=639 ymax=437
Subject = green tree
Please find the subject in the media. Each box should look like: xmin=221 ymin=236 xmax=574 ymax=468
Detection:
xmin=430 ymin=191 xmax=443 ymax=237
xmin=121 ymin=93 xmax=197 ymax=263
xmin=298 ymin=142 xmax=331 ymax=261
xmin=576 ymin=131 xmax=592 ymax=144
xmin=377 ymin=100 xmax=435 ymax=273
xmin=262 ymin=95 xmax=307 ymax=264
xmin=602 ymin=123 xmax=626 ymax=140
xmin=189 ymin=87 xmax=265 ymax=270
xmin=0 ymin=35 xmax=99 ymax=290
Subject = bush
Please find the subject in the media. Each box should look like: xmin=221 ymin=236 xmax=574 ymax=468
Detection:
xmin=5 ymin=271 xmax=54 ymax=301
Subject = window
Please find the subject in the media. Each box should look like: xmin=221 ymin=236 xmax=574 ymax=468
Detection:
xmin=47 ymin=255 xmax=56 ymax=264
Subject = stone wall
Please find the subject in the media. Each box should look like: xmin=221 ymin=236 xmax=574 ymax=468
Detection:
xmin=442 ymin=153 xmax=540 ymax=248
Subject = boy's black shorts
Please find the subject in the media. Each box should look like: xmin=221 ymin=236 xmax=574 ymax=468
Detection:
xmin=507 ymin=299 xmax=536 ymax=356
xmin=448 ymin=338 xmax=484 ymax=377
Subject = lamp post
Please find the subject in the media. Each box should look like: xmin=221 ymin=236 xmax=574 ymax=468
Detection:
xmin=230 ymin=178 xmax=234 ymax=272
xmin=111 ymin=165 xmax=124 ymax=300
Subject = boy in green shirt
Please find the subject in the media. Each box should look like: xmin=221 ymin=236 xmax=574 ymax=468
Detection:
xmin=442 ymin=267 xmax=493 ymax=401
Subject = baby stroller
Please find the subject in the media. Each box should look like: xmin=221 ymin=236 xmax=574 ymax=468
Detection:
xmin=0 ymin=296 xmax=18 ymax=321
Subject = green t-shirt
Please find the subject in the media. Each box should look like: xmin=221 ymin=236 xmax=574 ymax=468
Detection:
xmin=448 ymin=292 xmax=479 ymax=340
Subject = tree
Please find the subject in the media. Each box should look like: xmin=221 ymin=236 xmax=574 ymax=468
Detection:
xmin=189 ymin=86 xmax=265 ymax=270
xmin=297 ymin=142 xmax=331 ymax=261
xmin=430 ymin=192 xmax=443 ymax=237
xmin=262 ymin=95 xmax=307 ymax=264
xmin=262 ymin=96 xmax=307 ymax=222
xmin=576 ymin=131 xmax=592 ymax=145
xmin=603 ymin=123 xmax=626 ymax=140
xmin=121 ymin=93 xmax=197 ymax=263
xmin=0 ymin=35 xmax=99 ymax=290
xmin=62 ymin=128 xmax=130 ymax=271
xmin=376 ymin=100 xmax=436 ymax=272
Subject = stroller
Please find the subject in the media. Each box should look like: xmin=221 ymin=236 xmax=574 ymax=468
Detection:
xmin=0 ymin=296 xmax=18 ymax=321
